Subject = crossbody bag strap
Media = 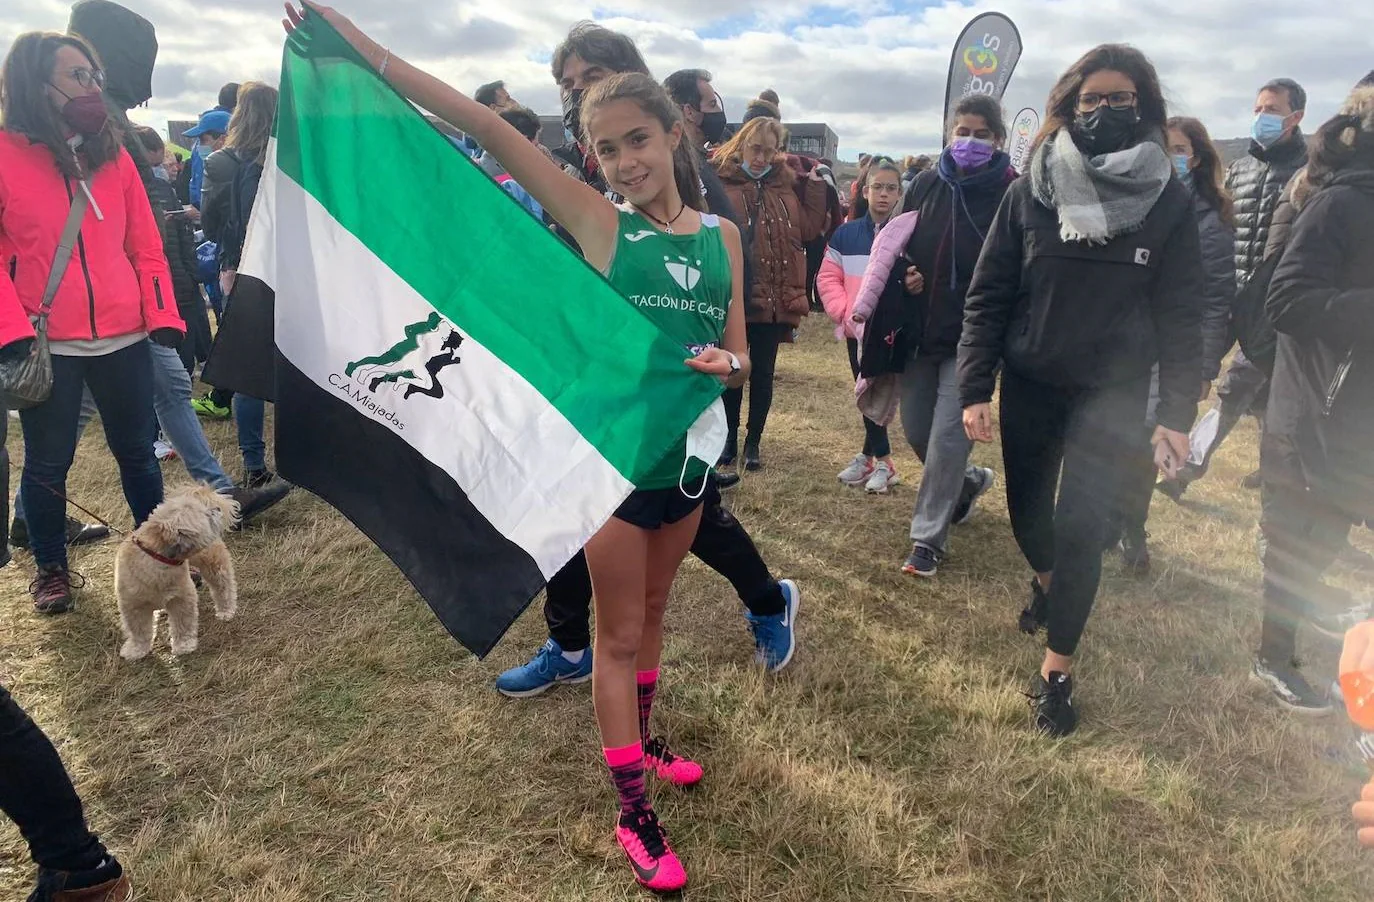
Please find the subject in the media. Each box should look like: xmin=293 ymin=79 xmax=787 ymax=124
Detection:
xmin=37 ymin=187 xmax=91 ymax=318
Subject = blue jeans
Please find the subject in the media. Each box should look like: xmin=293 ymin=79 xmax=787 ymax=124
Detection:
xmin=12 ymin=391 xmax=98 ymax=527
xmin=235 ymin=395 xmax=266 ymax=473
xmin=149 ymin=343 xmax=234 ymax=492
xmin=19 ymin=342 xmax=163 ymax=569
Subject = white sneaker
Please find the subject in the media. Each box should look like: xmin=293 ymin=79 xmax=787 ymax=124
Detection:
xmin=837 ymin=454 xmax=873 ymax=487
xmin=154 ymin=438 xmax=178 ymax=462
xmin=864 ymin=461 xmax=899 ymax=494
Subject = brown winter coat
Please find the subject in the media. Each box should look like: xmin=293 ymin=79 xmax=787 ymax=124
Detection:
xmin=716 ymin=158 xmax=829 ymax=327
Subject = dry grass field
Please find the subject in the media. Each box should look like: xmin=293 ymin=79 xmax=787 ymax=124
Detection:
xmin=2 ymin=324 xmax=1372 ymax=901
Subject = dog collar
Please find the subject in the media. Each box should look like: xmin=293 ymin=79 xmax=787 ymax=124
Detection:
xmin=133 ymin=537 xmax=186 ymax=567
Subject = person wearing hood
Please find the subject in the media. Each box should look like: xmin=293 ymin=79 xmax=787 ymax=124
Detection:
xmin=1252 ymin=86 xmax=1374 ymax=713
xmin=863 ymin=95 xmax=1015 ymax=577
xmin=713 ymin=116 xmax=829 ymax=470
xmin=958 ymin=44 xmax=1204 ymax=737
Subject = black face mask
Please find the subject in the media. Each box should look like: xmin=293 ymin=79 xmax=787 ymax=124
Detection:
xmin=699 ymin=110 xmax=727 ymax=145
xmin=562 ymin=88 xmax=585 ymax=143
xmin=1071 ymin=105 xmax=1140 ymax=156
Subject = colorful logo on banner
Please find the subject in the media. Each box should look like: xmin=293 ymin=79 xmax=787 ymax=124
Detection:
xmin=960 ymin=34 xmax=1005 ymax=98
xmin=963 ymin=45 xmax=999 ymax=77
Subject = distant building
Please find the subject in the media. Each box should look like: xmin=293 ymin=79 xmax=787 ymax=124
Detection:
xmin=782 ymin=123 xmax=839 ymax=161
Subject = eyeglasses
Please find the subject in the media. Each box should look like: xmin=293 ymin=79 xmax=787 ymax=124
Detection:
xmin=868 ymin=182 xmax=902 ymax=194
xmin=1077 ymin=91 xmax=1136 ymax=113
xmin=65 ymin=67 xmax=106 ymax=90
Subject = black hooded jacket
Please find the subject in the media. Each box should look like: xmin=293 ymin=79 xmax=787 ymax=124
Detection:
xmin=1263 ymin=166 xmax=1374 ymax=519
xmin=958 ymin=174 xmax=1204 ymax=433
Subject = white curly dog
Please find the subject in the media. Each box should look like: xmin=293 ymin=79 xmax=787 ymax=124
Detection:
xmin=114 ymin=484 xmax=240 ymax=660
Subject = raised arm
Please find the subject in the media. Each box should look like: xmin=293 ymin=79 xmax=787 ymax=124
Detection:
xmin=284 ymin=2 xmax=619 ymax=269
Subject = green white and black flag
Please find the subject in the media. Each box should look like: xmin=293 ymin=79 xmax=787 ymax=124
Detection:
xmin=218 ymin=15 xmax=722 ymax=656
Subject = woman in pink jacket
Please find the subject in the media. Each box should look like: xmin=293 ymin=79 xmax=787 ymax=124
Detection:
xmin=0 ymin=32 xmax=184 ymax=614
xmin=817 ymin=156 xmax=902 ymax=494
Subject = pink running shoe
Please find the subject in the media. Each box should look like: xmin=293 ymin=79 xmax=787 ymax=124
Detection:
xmin=616 ymin=806 xmax=687 ymax=893
xmin=644 ymin=736 xmax=704 ymax=787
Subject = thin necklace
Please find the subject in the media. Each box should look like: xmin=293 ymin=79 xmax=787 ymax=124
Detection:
xmin=633 ymin=202 xmax=687 ymax=234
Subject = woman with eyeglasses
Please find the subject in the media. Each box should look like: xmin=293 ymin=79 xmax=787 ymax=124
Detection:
xmin=958 ymin=44 xmax=1204 ymax=736
xmin=714 ymin=116 xmax=829 ymax=470
xmin=817 ymin=156 xmax=904 ymax=494
xmin=0 ymin=32 xmax=184 ymax=615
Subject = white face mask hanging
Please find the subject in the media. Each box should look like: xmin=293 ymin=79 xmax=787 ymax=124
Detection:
xmin=679 ymin=397 xmax=728 ymax=500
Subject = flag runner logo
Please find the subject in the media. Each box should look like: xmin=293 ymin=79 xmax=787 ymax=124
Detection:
xmin=346 ymin=312 xmax=465 ymax=401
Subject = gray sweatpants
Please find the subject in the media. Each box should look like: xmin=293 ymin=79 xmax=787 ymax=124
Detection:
xmin=899 ymin=352 xmax=981 ymax=554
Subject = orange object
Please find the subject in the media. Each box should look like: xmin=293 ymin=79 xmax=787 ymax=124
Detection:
xmin=1340 ymin=670 xmax=1374 ymax=731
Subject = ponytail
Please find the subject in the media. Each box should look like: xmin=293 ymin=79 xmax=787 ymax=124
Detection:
xmin=672 ymin=139 xmax=704 ymax=212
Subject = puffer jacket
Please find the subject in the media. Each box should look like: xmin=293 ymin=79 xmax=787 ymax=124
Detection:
xmin=716 ymin=158 xmax=828 ymax=327
xmin=1263 ymin=166 xmax=1374 ymax=520
xmin=1193 ymin=188 xmax=1238 ymax=381
xmin=1226 ymin=132 xmax=1307 ymax=287
xmin=0 ymin=132 xmax=183 ymax=348
xmin=816 ymin=214 xmax=878 ymax=340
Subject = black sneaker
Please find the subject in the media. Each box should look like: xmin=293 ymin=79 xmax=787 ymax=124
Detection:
xmin=901 ymin=543 xmax=939 ymax=577
xmin=31 ymin=853 xmax=131 ymax=902
xmin=226 ymin=479 xmax=292 ymax=526
xmin=1018 ymin=578 xmax=1049 ymax=635
xmin=1251 ymin=657 xmax=1334 ymax=715
xmin=952 ymin=467 xmax=995 ymax=526
xmin=1028 ymin=671 xmax=1078 ymax=737
xmin=1120 ymin=527 xmax=1151 ymax=575
xmin=1241 ymin=468 xmax=1263 ymax=490
xmin=715 ymin=471 xmax=741 ymax=491
xmin=29 ymin=565 xmax=82 ymax=616
xmin=10 ymin=517 xmax=108 ymax=550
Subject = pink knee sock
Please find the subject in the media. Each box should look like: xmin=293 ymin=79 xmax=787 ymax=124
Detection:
xmin=604 ymin=743 xmax=647 ymax=813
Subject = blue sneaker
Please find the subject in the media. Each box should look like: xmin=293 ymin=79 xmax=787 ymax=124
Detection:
xmin=746 ymin=579 xmax=800 ymax=673
xmin=494 ymin=639 xmax=593 ymax=698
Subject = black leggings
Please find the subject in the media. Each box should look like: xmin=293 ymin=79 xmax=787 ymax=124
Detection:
xmin=845 ymin=338 xmax=891 ymax=458
xmin=0 ymin=685 xmax=107 ymax=874
xmin=544 ymin=474 xmax=783 ymax=651
xmin=1000 ymin=370 xmax=1150 ymax=657
xmin=723 ymin=322 xmax=787 ymax=446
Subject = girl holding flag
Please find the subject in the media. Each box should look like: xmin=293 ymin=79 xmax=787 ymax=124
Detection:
xmin=283 ymin=4 xmax=750 ymax=892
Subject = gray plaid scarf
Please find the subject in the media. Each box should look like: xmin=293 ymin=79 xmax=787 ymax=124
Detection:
xmin=1030 ymin=128 xmax=1172 ymax=244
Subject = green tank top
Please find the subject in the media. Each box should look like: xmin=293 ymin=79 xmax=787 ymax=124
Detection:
xmin=606 ymin=207 xmax=731 ymax=490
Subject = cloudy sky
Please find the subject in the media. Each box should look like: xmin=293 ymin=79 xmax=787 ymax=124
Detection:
xmin=6 ymin=0 xmax=1371 ymax=158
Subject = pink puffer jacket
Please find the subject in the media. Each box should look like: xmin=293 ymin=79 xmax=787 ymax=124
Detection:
xmin=851 ymin=210 xmax=918 ymax=325
xmin=0 ymin=132 xmax=184 ymax=348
